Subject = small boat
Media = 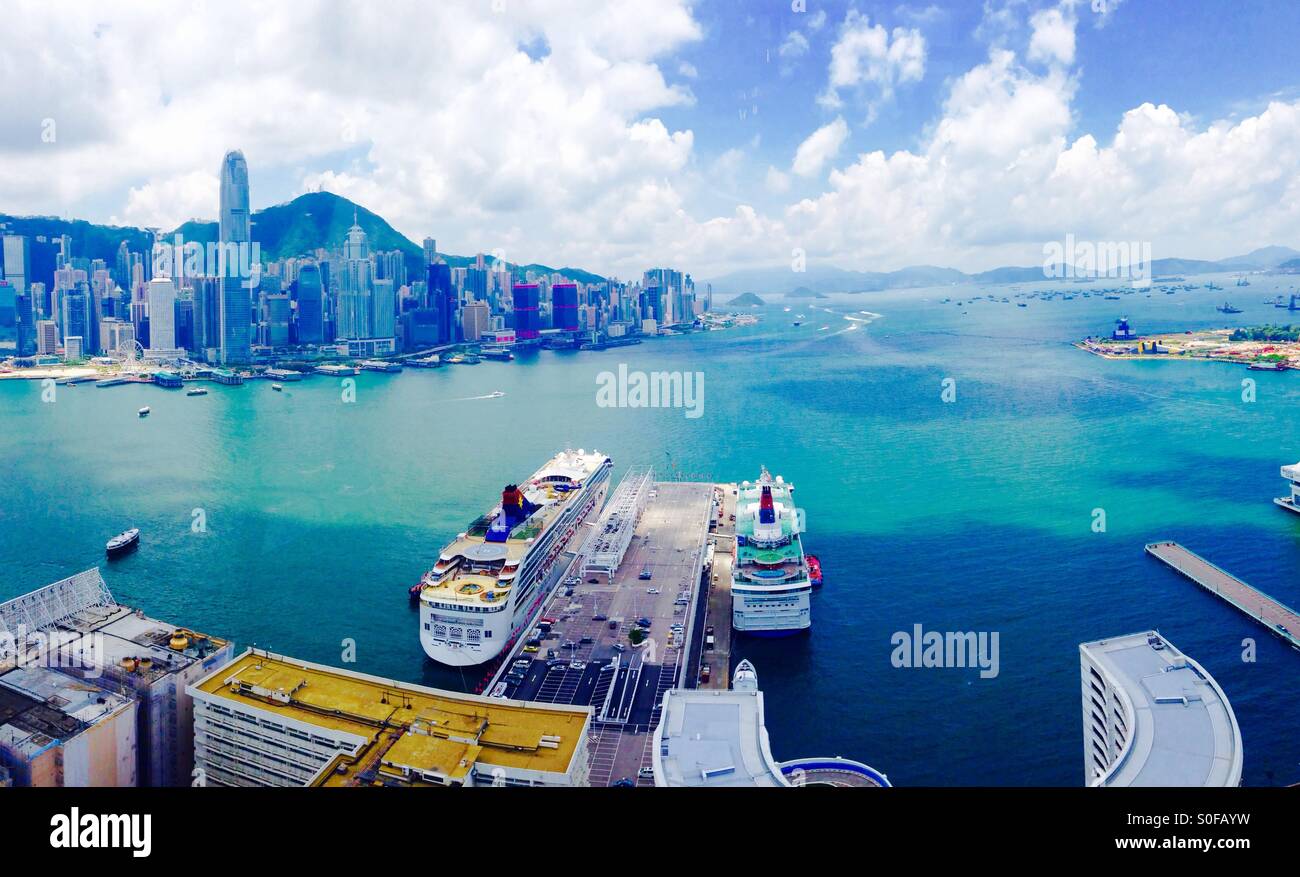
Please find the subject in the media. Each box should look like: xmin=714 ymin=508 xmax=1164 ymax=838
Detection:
xmin=408 ymin=582 xmax=424 ymax=602
xmin=792 ymin=321 xmax=803 ymax=327
xmin=271 ymin=383 xmax=283 ymax=391
xmin=138 ymin=406 xmax=151 ymax=417
xmin=486 ymin=391 xmax=506 ymax=398
xmin=186 ymin=387 xmax=208 ymax=396
xmin=806 ymin=555 xmax=823 ymax=588
xmin=106 ymin=528 xmax=140 ymax=558
xmin=1248 ymin=361 xmax=1287 ymax=371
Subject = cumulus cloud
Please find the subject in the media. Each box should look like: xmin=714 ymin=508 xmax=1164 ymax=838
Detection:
xmin=0 ymin=0 xmax=703 ymax=275
xmin=820 ymin=10 xmax=927 ymax=115
xmin=792 ymin=117 xmax=850 ymax=177
xmin=1028 ymin=4 xmax=1077 ymax=66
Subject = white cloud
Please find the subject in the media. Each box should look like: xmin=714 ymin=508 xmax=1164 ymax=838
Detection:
xmin=0 ymin=0 xmax=703 ymax=276
xmin=765 ymin=165 xmax=791 ymax=194
xmin=3 ymin=0 xmax=1300 ymax=281
xmin=792 ymin=117 xmax=850 ymax=177
xmin=820 ymin=10 xmax=927 ymax=115
xmin=678 ymin=60 xmax=698 ymax=78
xmin=779 ymin=31 xmax=810 ymax=59
xmin=1028 ymin=5 xmax=1076 ymax=66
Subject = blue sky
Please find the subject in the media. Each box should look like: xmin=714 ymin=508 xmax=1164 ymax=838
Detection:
xmin=4 ymin=0 xmax=1300 ymax=277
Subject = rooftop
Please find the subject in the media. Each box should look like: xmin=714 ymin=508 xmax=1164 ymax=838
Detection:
xmin=192 ymin=650 xmax=589 ymax=785
xmin=652 ymin=685 xmax=788 ymax=788
xmin=1081 ymin=631 xmax=1242 ymax=787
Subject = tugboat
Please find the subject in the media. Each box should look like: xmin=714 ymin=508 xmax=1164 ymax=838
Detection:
xmin=106 ymin=528 xmax=140 ymax=558
xmin=806 ymin=554 xmax=823 ymax=588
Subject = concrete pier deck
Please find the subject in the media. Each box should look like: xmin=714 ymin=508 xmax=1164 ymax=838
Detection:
xmin=1145 ymin=541 xmax=1300 ymax=651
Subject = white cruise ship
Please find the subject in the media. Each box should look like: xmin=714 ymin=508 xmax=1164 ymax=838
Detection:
xmin=418 ymin=449 xmax=612 ymax=666
xmin=731 ymin=467 xmax=812 ymax=635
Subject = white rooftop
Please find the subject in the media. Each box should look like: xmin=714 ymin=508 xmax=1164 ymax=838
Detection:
xmin=652 ymin=675 xmax=789 ymax=787
xmin=1081 ymin=631 xmax=1242 ymax=787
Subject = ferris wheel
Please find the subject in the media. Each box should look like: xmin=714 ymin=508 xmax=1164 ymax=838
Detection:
xmin=117 ymin=338 xmax=144 ymax=372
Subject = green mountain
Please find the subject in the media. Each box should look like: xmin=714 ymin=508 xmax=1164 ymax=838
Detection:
xmin=2 ymin=190 xmax=605 ymax=285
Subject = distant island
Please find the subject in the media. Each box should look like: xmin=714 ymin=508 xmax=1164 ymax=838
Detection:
xmin=727 ymin=292 xmax=766 ymax=306
xmin=786 ymin=286 xmax=829 ymax=299
xmin=1078 ymin=325 xmax=1298 ymax=371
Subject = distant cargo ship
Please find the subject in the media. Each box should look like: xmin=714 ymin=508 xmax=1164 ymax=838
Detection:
xmin=416 ymin=449 xmax=612 ymax=666
xmin=731 ymin=467 xmax=812 ymax=636
xmin=1216 ymin=302 xmax=1243 ymax=314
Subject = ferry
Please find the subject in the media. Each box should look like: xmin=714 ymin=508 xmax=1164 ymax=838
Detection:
xmin=479 ymin=347 xmax=515 ymax=361
xmin=416 ymin=448 xmax=613 ymax=666
xmin=138 ymin=406 xmax=150 ymax=417
xmin=106 ymin=528 xmax=140 ymax=558
xmin=731 ymin=467 xmax=812 ymax=636
xmin=186 ymin=387 xmax=208 ymax=396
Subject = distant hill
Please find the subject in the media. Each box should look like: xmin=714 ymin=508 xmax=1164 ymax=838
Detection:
xmin=786 ymin=286 xmax=828 ymax=299
xmin=727 ymin=292 xmax=765 ymax=306
xmin=706 ymin=245 xmax=1299 ymax=296
xmin=1 ymin=190 xmax=605 ymax=285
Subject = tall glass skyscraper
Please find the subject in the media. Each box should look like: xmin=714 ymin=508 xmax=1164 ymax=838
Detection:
xmin=295 ymin=262 xmax=325 ymax=344
xmin=218 ymin=150 xmax=252 ymax=363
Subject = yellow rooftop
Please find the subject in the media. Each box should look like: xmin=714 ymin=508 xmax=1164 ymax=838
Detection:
xmin=194 ymin=650 xmax=590 ymax=785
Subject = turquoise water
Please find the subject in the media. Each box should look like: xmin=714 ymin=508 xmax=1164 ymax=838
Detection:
xmin=4 ymin=274 xmax=1300 ymax=785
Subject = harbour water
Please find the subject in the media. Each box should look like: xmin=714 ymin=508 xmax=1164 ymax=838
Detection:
xmin=4 ymin=273 xmax=1300 ymax=786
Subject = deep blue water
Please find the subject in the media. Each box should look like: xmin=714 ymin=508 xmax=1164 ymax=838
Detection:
xmin=4 ymin=273 xmax=1300 ymax=785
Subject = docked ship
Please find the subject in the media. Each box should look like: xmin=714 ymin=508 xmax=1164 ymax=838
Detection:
xmin=731 ymin=467 xmax=812 ymax=636
xmin=417 ymin=449 xmax=613 ymax=666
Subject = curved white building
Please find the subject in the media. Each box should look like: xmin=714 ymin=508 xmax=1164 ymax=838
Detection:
xmin=1079 ymin=631 xmax=1242 ymax=787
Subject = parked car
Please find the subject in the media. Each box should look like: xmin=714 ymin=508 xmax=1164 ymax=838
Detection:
xmin=636 ymin=617 xmax=652 ymax=628
xmin=638 ymin=767 xmax=655 ymax=779
xmin=592 ymin=613 xmax=608 ymax=621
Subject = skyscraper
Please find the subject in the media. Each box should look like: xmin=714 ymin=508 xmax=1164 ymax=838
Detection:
xmin=218 ymin=150 xmax=252 ymax=363
xmin=551 ymin=282 xmax=579 ymax=331
xmin=294 ymin=262 xmax=325 ymax=344
xmin=513 ymin=283 xmax=540 ymax=340
xmin=335 ymin=216 xmax=373 ymax=340
xmin=427 ymin=261 xmax=455 ymax=344
xmin=147 ymin=277 xmax=178 ymax=353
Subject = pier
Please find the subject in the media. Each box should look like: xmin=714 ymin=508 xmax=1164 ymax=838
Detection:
xmin=1145 ymin=541 xmax=1300 ymax=651
xmin=481 ymin=475 xmax=721 ymax=785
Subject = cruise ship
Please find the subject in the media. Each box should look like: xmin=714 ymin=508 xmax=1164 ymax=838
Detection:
xmin=417 ymin=449 xmax=613 ymax=666
xmin=731 ymin=467 xmax=812 ymax=635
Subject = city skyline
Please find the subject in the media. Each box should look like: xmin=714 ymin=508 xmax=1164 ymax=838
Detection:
xmin=3 ymin=1 xmax=1299 ymax=279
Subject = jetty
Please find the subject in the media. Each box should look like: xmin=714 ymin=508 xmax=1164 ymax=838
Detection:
xmin=1145 ymin=541 xmax=1300 ymax=651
